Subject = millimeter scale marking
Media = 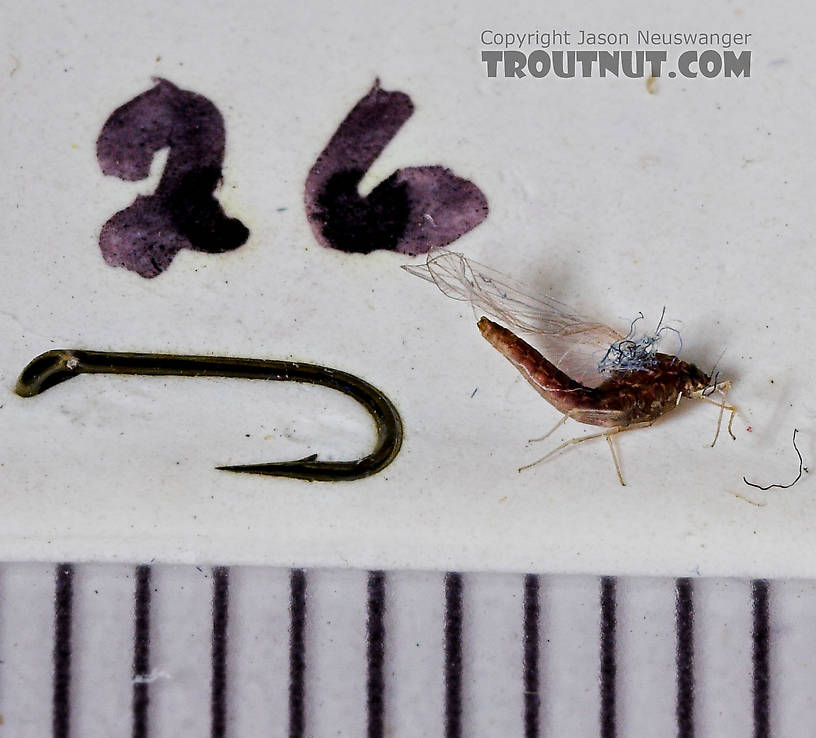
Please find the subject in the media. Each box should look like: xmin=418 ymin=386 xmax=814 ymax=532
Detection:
xmin=675 ymin=577 xmax=695 ymax=738
xmin=600 ymin=576 xmax=617 ymax=738
xmin=0 ymin=564 xmax=781 ymax=736
xmin=52 ymin=564 xmax=73 ymax=738
xmin=132 ymin=565 xmax=151 ymax=738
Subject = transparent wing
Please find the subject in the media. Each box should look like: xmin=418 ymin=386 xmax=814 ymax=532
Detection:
xmin=403 ymin=249 xmax=614 ymax=336
xmin=403 ymin=249 xmax=627 ymax=386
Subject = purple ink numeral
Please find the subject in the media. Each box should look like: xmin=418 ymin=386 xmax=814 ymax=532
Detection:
xmin=97 ymin=79 xmax=249 ymax=278
xmin=305 ymin=80 xmax=488 ymax=255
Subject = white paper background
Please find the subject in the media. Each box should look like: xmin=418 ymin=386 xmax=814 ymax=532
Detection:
xmin=1 ymin=0 xmax=813 ymax=576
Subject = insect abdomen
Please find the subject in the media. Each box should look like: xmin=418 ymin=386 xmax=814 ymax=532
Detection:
xmin=477 ymin=317 xmax=595 ymax=417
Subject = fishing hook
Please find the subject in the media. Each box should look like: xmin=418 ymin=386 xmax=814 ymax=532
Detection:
xmin=15 ymin=349 xmax=403 ymax=481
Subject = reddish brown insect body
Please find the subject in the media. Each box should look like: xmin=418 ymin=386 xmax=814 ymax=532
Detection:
xmin=404 ymin=250 xmax=736 ymax=485
xmin=478 ymin=317 xmax=711 ymax=428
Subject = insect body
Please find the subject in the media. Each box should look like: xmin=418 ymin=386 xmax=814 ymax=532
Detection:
xmin=405 ymin=250 xmax=736 ymax=485
xmin=479 ymin=317 xmax=711 ymax=427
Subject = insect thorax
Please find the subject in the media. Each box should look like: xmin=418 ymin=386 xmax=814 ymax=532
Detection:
xmin=591 ymin=355 xmax=711 ymax=425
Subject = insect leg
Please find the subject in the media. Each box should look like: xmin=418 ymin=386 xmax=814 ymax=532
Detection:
xmin=518 ymin=427 xmax=620 ymax=472
xmin=688 ymin=382 xmax=737 ymax=445
xmin=603 ymin=421 xmax=655 ymax=485
xmin=520 ymin=421 xmax=654 ymax=484
xmin=528 ymin=411 xmax=575 ymax=443
xmin=605 ymin=433 xmax=625 ymax=486
xmin=717 ymin=382 xmax=738 ymax=442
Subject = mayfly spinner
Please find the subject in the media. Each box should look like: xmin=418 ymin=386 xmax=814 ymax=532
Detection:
xmin=404 ymin=249 xmax=736 ymax=485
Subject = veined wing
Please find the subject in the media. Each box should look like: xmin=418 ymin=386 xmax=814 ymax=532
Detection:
xmin=403 ymin=249 xmax=627 ymax=386
xmin=402 ymin=250 xmax=613 ymax=336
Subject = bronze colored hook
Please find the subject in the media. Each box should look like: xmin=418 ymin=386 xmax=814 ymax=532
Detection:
xmin=15 ymin=349 xmax=403 ymax=481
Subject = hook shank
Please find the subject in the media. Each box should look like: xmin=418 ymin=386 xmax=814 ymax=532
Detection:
xmin=15 ymin=349 xmax=403 ymax=482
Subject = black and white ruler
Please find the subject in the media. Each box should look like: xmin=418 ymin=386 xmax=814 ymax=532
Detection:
xmin=0 ymin=562 xmax=811 ymax=737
